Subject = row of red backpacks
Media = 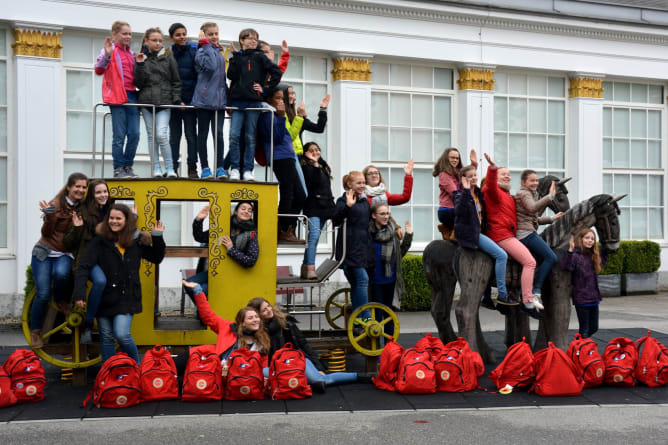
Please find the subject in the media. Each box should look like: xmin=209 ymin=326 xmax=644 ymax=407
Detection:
xmin=1 ymin=349 xmax=47 ymax=408
xmin=373 ymin=330 xmax=668 ymax=397
xmin=82 ymin=342 xmax=313 ymax=409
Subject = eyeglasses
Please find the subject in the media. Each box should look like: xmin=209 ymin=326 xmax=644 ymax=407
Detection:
xmin=448 ymin=156 xmax=460 ymax=160
xmin=366 ymin=171 xmax=380 ymax=176
xmin=376 ymin=212 xmax=390 ymax=216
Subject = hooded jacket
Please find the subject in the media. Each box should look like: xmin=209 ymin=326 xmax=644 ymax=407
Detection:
xmin=227 ymin=48 xmax=282 ymax=103
xmin=192 ymin=40 xmax=227 ymax=110
xmin=134 ymin=47 xmax=182 ymax=106
xmin=171 ymin=41 xmax=198 ymax=103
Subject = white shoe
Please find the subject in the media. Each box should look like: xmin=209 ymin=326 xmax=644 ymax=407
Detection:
xmin=229 ymin=169 xmax=240 ymax=180
xmin=243 ymin=171 xmax=255 ymax=181
xmin=532 ymin=293 xmax=544 ymax=311
xmin=523 ymin=301 xmax=535 ymax=311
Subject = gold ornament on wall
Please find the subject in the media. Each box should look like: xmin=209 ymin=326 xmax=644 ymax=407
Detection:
xmin=12 ymin=29 xmax=62 ymax=58
xmin=569 ymin=77 xmax=604 ymax=98
xmin=457 ymin=68 xmax=495 ymax=91
xmin=331 ymin=57 xmax=372 ymax=82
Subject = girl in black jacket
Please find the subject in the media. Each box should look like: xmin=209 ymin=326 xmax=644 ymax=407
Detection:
xmin=248 ymin=297 xmax=361 ymax=392
xmin=73 ymin=204 xmax=166 ymax=363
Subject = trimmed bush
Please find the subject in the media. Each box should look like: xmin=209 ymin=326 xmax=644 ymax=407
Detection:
xmin=24 ymin=265 xmax=34 ymax=296
xmin=401 ymin=254 xmax=431 ymax=311
xmin=599 ymin=245 xmax=623 ymax=275
xmin=620 ymin=240 xmax=660 ymax=274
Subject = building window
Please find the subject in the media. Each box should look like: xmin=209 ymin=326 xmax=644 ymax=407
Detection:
xmin=602 ymin=80 xmax=664 ymax=240
xmin=494 ymin=73 xmax=567 ymax=191
xmin=370 ymin=62 xmax=454 ymax=242
xmin=0 ymin=29 xmax=9 ymax=249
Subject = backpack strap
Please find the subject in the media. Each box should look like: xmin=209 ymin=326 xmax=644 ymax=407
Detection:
xmin=573 ymin=333 xmax=582 ymax=341
xmin=81 ymin=388 xmax=94 ymax=408
xmin=634 ymin=330 xmax=652 ymax=351
xmin=531 ymin=342 xmax=555 ymax=392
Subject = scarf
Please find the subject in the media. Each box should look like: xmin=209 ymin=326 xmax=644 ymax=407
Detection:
xmin=369 ymin=219 xmax=396 ymax=278
xmin=365 ymin=183 xmax=388 ymax=205
xmin=230 ymin=216 xmax=257 ymax=252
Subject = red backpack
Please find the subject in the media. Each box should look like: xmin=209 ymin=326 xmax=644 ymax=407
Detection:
xmin=603 ymin=337 xmax=638 ymax=387
xmin=182 ymin=345 xmax=223 ymax=402
xmin=531 ymin=342 xmax=584 ymax=396
xmin=0 ymin=368 xmax=17 ymax=408
xmin=139 ymin=345 xmax=178 ymax=401
xmin=415 ymin=333 xmax=445 ymax=361
xmin=394 ymin=348 xmax=436 ymax=394
xmin=489 ymin=337 xmax=535 ymax=393
xmin=267 ymin=343 xmax=312 ymax=400
xmin=82 ymin=352 xmax=141 ymax=408
xmin=372 ymin=340 xmax=404 ymax=392
xmin=434 ymin=338 xmax=484 ymax=392
xmin=567 ymin=334 xmax=604 ymax=388
xmin=3 ymin=349 xmax=46 ymax=403
xmin=634 ymin=330 xmax=668 ymax=387
xmin=224 ymin=349 xmax=265 ymax=400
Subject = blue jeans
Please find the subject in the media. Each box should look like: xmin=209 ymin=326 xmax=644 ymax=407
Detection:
xmin=303 ymin=216 xmax=326 ymax=266
xmin=186 ymin=270 xmax=208 ymax=296
xmin=371 ymin=282 xmax=396 ymax=338
xmin=304 ymin=358 xmax=357 ymax=386
xmin=343 ymin=266 xmax=370 ymax=319
xmin=437 ymin=207 xmax=455 ymax=228
xmin=30 ymin=255 xmax=73 ymax=330
xmin=477 ymin=234 xmax=508 ymax=299
xmin=85 ymin=265 xmax=106 ymax=326
xmin=295 ymin=157 xmax=308 ymax=198
xmin=169 ymin=107 xmax=198 ymax=166
xmin=110 ymin=90 xmax=140 ymax=169
xmin=98 ymin=314 xmax=139 ymax=364
xmin=196 ymin=109 xmax=225 ymax=169
xmin=229 ymin=105 xmax=262 ymax=173
xmin=575 ymin=304 xmax=599 ymax=338
xmin=520 ymin=232 xmax=558 ymax=294
xmin=143 ymin=108 xmax=173 ymax=172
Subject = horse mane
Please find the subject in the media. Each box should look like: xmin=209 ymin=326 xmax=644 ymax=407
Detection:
xmin=540 ymin=199 xmax=593 ymax=248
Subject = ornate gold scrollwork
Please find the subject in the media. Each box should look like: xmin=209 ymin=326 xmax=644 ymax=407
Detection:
xmin=331 ymin=57 xmax=372 ymax=82
xmin=457 ymin=68 xmax=495 ymax=91
xmin=198 ymin=187 xmax=223 ymax=275
xmin=569 ymin=77 xmax=604 ymax=98
xmin=12 ymin=28 xmax=62 ymax=58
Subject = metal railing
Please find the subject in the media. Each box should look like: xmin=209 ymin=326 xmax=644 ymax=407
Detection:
xmin=92 ymin=103 xmax=275 ymax=181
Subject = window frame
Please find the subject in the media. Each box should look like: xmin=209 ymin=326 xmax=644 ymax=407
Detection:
xmin=0 ymin=27 xmax=13 ymax=255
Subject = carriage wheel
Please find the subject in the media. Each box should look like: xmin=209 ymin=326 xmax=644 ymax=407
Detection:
xmin=347 ymin=303 xmax=400 ymax=357
xmin=325 ymin=287 xmax=351 ymax=329
xmin=22 ymin=288 xmax=102 ymax=368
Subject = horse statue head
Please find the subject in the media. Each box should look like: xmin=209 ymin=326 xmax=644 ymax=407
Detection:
xmin=537 ymin=176 xmax=571 ymax=214
xmin=589 ymin=194 xmax=624 ymax=253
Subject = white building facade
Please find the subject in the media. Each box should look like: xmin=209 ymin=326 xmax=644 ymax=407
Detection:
xmin=1 ymin=0 xmax=667 ymax=315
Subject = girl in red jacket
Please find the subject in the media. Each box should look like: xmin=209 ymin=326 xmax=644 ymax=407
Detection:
xmin=481 ymin=153 xmax=540 ymax=317
xmin=363 ymin=160 xmax=414 ymax=207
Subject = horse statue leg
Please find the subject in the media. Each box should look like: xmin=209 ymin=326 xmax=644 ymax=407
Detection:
xmin=535 ymin=250 xmax=572 ymax=350
xmin=504 ymin=298 xmax=531 ymax=348
xmin=422 ymin=240 xmax=458 ymax=344
xmin=454 ymin=248 xmax=496 ymax=364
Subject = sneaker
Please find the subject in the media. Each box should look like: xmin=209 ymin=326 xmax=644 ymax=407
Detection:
xmin=496 ymin=294 xmax=519 ymax=306
xmin=124 ymin=166 xmax=139 ymax=178
xmin=216 ymin=167 xmax=228 ymax=179
xmin=166 ymin=168 xmax=177 ymax=178
xmin=80 ymin=327 xmax=93 ymax=345
xmin=201 ymin=167 xmax=213 ymax=179
xmin=113 ymin=167 xmax=126 ymax=178
xmin=228 ymin=168 xmax=240 ymax=180
xmin=532 ymin=293 xmax=544 ymax=311
xmin=153 ymin=168 xmax=164 ymax=178
xmin=243 ymin=170 xmax=255 ymax=181
xmin=523 ymin=300 xmax=535 ymax=311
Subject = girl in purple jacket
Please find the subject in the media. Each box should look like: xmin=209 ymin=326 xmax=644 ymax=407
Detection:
xmin=560 ymin=228 xmax=606 ymax=338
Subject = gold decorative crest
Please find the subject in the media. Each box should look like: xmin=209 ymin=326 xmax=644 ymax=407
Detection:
xmin=230 ymin=188 xmax=259 ymax=200
xmin=457 ymin=68 xmax=495 ymax=91
xmin=569 ymin=77 xmax=604 ymax=98
xmin=198 ymin=187 xmax=223 ymax=276
xmin=331 ymin=57 xmax=372 ymax=82
xmin=12 ymin=28 xmax=62 ymax=58
xmin=109 ymin=185 xmax=135 ymax=199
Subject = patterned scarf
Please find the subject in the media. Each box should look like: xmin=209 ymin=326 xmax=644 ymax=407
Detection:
xmin=369 ymin=219 xmax=396 ymax=277
xmin=230 ymin=216 xmax=257 ymax=252
xmin=365 ymin=183 xmax=388 ymax=205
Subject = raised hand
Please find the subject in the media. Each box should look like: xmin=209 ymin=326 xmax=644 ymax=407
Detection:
xmin=568 ymin=235 xmax=575 ymax=252
xmin=345 ymin=189 xmax=356 ymax=207
xmin=154 ymin=220 xmax=165 ymax=232
xmin=470 ymin=149 xmax=478 ymax=165
xmin=549 ymin=180 xmax=556 ymax=197
xmin=320 ymin=94 xmax=331 ymax=108
xmin=553 ymin=211 xmax=563 ymax=220
xmin=39 ymin=200 xmax=50 ymax=211
xmin=132 ymin=206 xmax=138 ymax=215
xmin=484 ymin=153 xmax=496 ymax=168
xmin=75 ymin=300 xmax=85 ymax=309
xmin=104 ymin=36 xmax=113 ymax=56
xmin=252 ymin=83 xmax=263 ymax=93
xmin=198 ymin=30 xmax=206 ymax=41
xmin=281 ymin=40 xmax=289 ymax=53
xmin=229 ymin=41 xmax=238 ymax=52
xmin=461 ymin=175 xmax=471 ymax=189
xmin=136 ymin=52 xmax=146 ymax=63
xmin=405 ymin=221 xmax=413 ymax=234
xmin=196 ymin=205 xmax=210 ymax=221
xmin=297 ymin=101 xmax=306 ymax=117
xmin=72 ymin=212 xmax=84 ymax=227
xmin=403 ymin=158 xmax=414 ymax=176
xmin=220 ymin=235 xmax=233 ymax=249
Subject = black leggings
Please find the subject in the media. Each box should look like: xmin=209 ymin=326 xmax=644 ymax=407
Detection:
xmin=273 ymin=158 xmax=306 ymax=231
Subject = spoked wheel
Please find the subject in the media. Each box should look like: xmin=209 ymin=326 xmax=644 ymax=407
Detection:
xmin=347 ymin=303 xmax=400 ymax=357
xmin=325 ymin=287 xmax=351 ymax=329
xmin=22 ymin=288 xmax=102 ymax=368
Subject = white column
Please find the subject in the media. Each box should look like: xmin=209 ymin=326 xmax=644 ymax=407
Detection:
xmin=567 ymin=76 xmax=605 ymax=203
xmin=13 ymin=25 xmax=64 ymax=293
xmin=456 ymin=66 xmax=495 ymax=168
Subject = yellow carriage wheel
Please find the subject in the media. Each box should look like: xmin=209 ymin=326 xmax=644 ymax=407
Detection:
xmin=22 ymin=289 xmax=102 ymax=369
xmin=347 ymin=303 xmax=400 ymax=357
xmin=325 ymin=287 xmax=351 ymax=330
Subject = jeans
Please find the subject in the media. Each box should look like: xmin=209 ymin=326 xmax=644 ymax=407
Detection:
xmin=110 ymin=90 xmax=140 ymax=169
xmin=437 ymin=207 xmax=455 ymax=228
xmin=142 ymin=108 xmax=173 ymax=172
xmin=85 ymin=265 xmax=107 ymax=326
xmin=303 ymin=216 xmax=326 ymax=266
xmin=343 ymin=265 xmax=370 ymax=319
xmin=371 ymin=282 xmax=396 ymax=338
xmin=520 ymin=232 xmax=558 ymax=294
xmin=304 ymin=357 xmax=357 ymax=386
xmin=273 ymin=158 xmax=306 ymax=232
xmin=169 ymin=107 xmax=198 ymax=166
xmin=477 ymin=234 xmax=508 ymax=299
xmin=575 ymin=304 xmax=599 ymax=338
xmin=186 ymin=270 xmax=208 ymax=297
xmin=98 ymin=314 xmax=139 ymax=364
xmin=229 ymin=105 xmax=262 ymax=173
xmin=196 ymin=109 xmax=225 ymax=170
xmin=30 ymin=255 xmax=73 ymax=330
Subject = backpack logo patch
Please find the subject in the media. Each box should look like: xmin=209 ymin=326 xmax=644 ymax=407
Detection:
xmin=440 ymin=370 xmax=450 ymax=381
xmin=613 ymin=374 xmax=623 ymax=383
xmin=152 ymin=377 xmax=164 ymax=389
xmin=240 ymin=386 xmax=250 ymax=395
xmin=25 ymin=385 xmax=37 ymax=396
xmin=116 ymin=395 xmax=128 ymax=406
xmin=288 ymin=378 xmax=299 ymax=389
xmin=596 ymin=368 xmax=603 ymax=378
xmin=196 ymin=379 xmax=208 ymax=390
xmin=416 ymin=370 xmax=425 ymax=380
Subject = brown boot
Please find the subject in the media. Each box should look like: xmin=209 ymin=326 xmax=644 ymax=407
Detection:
xmin=31 ymin=329 xmax=43 ymax=349
xmin=305 ymin=265 xmax=317 ymax=279
xmin=437 ymin=224 xmax=451 ymax=240
xmin=279 ymin=228 xmax=301 ymax=244
xmin=188 ymin=164 xmax=198 ymax=179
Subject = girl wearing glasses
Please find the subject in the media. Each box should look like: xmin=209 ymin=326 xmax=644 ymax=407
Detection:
xmin=362 ymin=160 xmax=414 ymax=207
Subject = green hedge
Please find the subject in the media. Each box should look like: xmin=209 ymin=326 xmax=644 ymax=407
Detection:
xmin=401 ymin=254 xmax=431 ymax=311
xmin=599 ymin=246 xmax=624 ymax=275
xmin=24 ymin=265 xmax=34 ymax=296
xmin=620 ymin=240 xmax=661 ymax=274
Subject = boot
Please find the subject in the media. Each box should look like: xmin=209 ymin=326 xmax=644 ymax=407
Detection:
xmin=301 ymin=264 xmax=317 ymax=280
xmin=278 ymin=226 xmax=302 ymax=244
xmin=437 ymin=224 xmax=450 ymax=240
xmin=187 ymin=163 xmax=198 ymax=179
xmin=31 ymin=329 xmax=43 ymax=349
xmin=300 ymin=264 xmax=309 ymax=279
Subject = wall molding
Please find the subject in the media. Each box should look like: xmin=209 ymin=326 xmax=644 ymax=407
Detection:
xmin=331 ymin=56 xmax=372 ymax=81
xmin=457 ymin=68 xmax=495 ymax=91
xmin=12 ymin=28 xmax=63 ymax=58
xmin=569 ymin=77 xmax=604 ymax=98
